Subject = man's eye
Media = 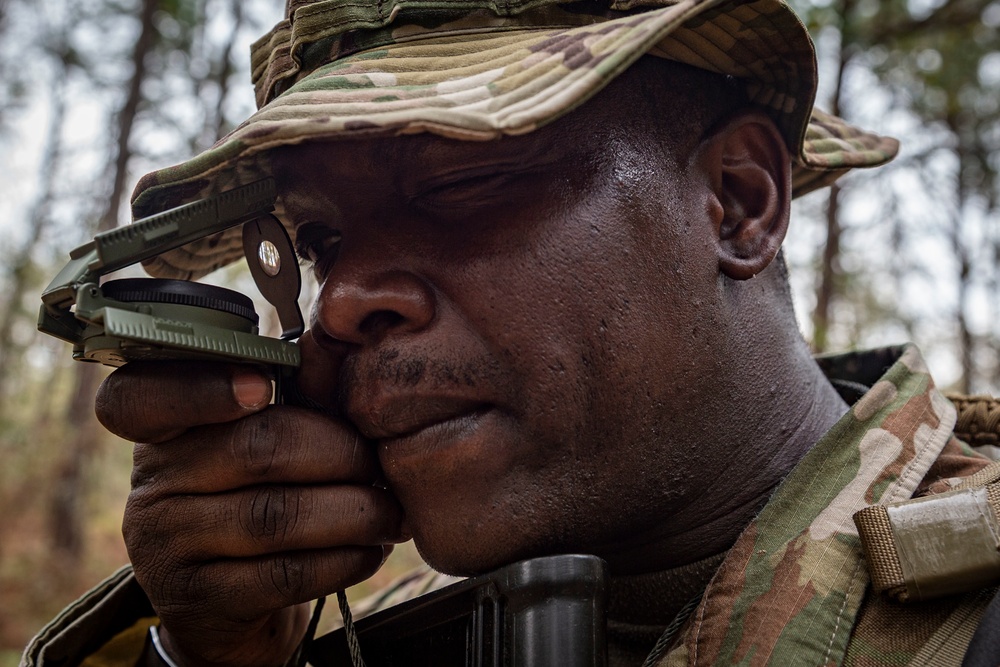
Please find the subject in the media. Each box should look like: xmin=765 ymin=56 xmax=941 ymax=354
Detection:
xmin=414 ymin=172 xmax=519 ymax=209
xmin=294 ymin=224 xmax=340 ymax=268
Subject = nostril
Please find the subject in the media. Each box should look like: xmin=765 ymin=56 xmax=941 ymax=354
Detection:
xmin=359 ymin=310 xmax=406 ymax=338
xmin=314 ymin=271 xmax=436 ymax=345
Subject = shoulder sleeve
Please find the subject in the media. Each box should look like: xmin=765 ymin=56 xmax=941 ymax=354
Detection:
xmin=21 ymin=565 xmax=156 ymax=667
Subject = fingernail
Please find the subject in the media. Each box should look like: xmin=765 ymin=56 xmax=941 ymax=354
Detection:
xmin=232 ymin=370 xmax=270 ymax=409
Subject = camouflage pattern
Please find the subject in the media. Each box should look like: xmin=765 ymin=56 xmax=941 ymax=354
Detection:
xmin=656 ymin=344 xmax=992 ymax=666
xmin=132 ymin=0 xmax=900 ymax=281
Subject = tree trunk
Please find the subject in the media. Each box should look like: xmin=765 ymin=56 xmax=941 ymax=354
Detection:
xmin=211 ymin=0 xmax=243 ymax=141
xmin=954 ymin=227 xmax=973 ymax=394
xmin=946 ymin=113 xmax=975 ymax=394
xmin=50 ymin=364 xmax=103 ymax=555
xmin=813 ymin=182 xmax=842 ymax=353
xmin=811 ymin=0 xmax=852 ymax=353
xmin=49 ymin=0 xmax=161 ymax=560
xmin=0 ymin=43 xmax=72 ymax=403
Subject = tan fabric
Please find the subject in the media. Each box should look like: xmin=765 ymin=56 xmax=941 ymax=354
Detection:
xmin=79 ymin=618 xmax=157 ymax=667
xmin=20 ymin=565 xmax=154 ymax=667
xmin=854 ymin=458 xmax=1000 ymax=603
xmin=950 ymin=395 xmax=1000 ymax=449
xmin=845 ymin=588 xmax=994 ymax=667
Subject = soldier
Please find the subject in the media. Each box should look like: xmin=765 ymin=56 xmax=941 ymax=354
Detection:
xmin=23 ymin=0 xmax=1000 ymax=665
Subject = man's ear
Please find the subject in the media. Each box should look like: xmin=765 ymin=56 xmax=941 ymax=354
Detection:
xmin=695 ymin=110 xmax=791 ymax=281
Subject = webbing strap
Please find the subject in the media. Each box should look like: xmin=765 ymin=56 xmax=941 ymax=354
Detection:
xmin=854 ymin=461 xmax=1000 ymax=603
xmin=950 ymin=394 xmax=1000 ymax=449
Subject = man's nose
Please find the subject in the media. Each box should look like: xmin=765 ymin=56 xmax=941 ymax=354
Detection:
xmin=313 ymin=266 xmax=437 ymax=346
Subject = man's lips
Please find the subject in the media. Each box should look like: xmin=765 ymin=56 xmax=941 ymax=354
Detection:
xmin=348 ymin=395 xmax=491 ymax=442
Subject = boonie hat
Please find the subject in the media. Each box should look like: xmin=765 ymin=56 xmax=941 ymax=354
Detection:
xmin=134 ymin=0 xmax=899 ymax=280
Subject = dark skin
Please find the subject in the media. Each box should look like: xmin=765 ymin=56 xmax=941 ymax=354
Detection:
xmin=98 ymin=65 xmax=848 ymax=666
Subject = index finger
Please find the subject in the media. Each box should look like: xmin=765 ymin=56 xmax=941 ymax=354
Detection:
xmin=96 ymin=361 xmax=272 ymax=443
xmin=130 ymin=406 xmax=380 ymax=494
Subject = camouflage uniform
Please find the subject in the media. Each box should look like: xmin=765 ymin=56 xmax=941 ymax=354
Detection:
xmin=21 ymin=345 xmax=998 ymax=666
xmin=659 ymin=344 xmax=995 ymax=667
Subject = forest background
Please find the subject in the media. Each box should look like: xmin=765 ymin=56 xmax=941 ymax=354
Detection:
xmin=0 ymin=0 xmax=998 ymax=663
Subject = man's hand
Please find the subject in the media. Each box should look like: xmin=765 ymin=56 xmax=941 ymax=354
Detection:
xmin=97 ymin=362 xmax=405 ymax=667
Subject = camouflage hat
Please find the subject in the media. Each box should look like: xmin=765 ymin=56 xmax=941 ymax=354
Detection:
xmin=134 ymin=0 xmax=899 ymax=280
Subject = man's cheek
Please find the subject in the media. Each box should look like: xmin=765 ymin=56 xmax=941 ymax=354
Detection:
xmin=293 ymin=329 xmax=344 ymax=411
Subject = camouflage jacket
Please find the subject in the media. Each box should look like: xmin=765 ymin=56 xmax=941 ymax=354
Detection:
xmin=21 ymin=344 xmax=999 ymax=666
xmin=654 ymin=344 xmax=997 ymax=666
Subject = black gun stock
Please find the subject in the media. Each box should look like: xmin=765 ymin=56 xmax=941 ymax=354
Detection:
xmin=309 ymin=555 xmax=608 ymax=667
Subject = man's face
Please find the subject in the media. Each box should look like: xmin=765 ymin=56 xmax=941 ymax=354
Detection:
xmin=274 ymin=81 xmax=730 ymax=575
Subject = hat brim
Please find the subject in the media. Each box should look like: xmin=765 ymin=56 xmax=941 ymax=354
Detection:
xmin=134 ymin=0 xmax=898 ymax=280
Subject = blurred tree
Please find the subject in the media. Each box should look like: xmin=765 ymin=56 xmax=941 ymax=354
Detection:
xmin=876 ymin=5 xmax=1000 ymax=392
xmin=0 ymin=0 xmax=280 ymax=653
xmin=51 ymin=0 xmax=161 ymax=560
xmin=791 ymin=0 xmax=999 ymax=392
xmin=187 ymin=0 xmax=248 ymax=146
xmin=0 ymin=25 xmax=75 ymax=399
xmin=0 ymin=0 xmax=22 ymax=131
xmin=50 ymin=0 xmax=274 ymax=560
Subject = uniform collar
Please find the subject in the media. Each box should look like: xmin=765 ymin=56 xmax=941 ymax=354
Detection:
xmin=669 ymin=344 xmax=957 ymax=666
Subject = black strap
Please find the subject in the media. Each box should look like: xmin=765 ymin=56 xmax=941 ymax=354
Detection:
xmin=143 ymin=626 xmax=178 ymax=667
xmin=962 ymin=588 xmax=1000 ymax=666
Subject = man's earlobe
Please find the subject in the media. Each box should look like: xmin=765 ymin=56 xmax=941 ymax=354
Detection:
xmin=699 ymin=111 xmax=791 ymax=281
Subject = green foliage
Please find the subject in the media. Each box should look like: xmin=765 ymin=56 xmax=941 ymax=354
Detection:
xmin=787 ymin=0 xmax=1000 ymax=391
